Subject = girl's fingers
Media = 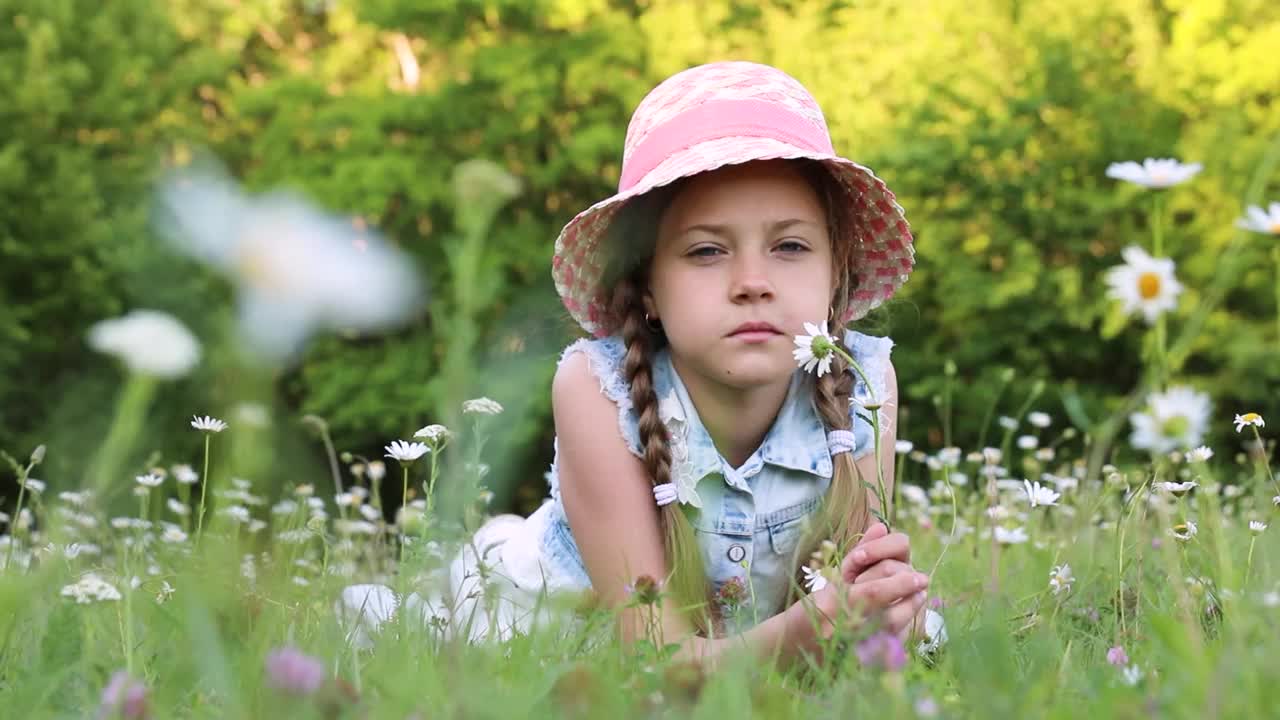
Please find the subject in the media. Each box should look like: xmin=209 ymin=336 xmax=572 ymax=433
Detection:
xmin=851 ymin=559 xmax=914 ymax=584
xmin=842 ymin=531 xmax=913 ymax=580
xmin=847 ymin=568 xmax=928 ymax=610
xmin=882 ymin=591 xmax=928 ymax=635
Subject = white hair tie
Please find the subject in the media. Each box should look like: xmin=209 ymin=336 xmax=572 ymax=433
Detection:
xmin=653 ymin=483 xmax=678 ymax=507
xmin=827 ymin=430 xmax=857 ymax=456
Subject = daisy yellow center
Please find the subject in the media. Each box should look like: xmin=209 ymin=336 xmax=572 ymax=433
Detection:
xmin=1270 ymin=222 xmax=1280 ymax=235
xmin=1161 ymin=416 xmax=1190 ymax=439
xmin=1137 ymin=272 xmax=1162 ymax=300
xmin=1241 ymin=413 xmax=1261 ymax=423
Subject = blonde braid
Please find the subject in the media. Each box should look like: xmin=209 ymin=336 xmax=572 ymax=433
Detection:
xmin=612 ymin=276 xmax=715 ymax=635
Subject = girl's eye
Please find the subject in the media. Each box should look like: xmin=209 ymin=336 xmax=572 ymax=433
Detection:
xmin=776 ymin=239 xmax=810 ymax=253
xmin=687 ymin=246 xmax=725 ymax=258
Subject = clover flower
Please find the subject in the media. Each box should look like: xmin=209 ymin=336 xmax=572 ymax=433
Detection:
xmin=98 ymin=670 xmax=149 ymax=719
xmin=855 ymin=631 xmax=907 ymax=672
xmin=792 ymin=322 xmax=837 ymax=377
xmin=1105 ymin=246 xmax=1183 ymax=325
xmin=1105 ymin=158 xmax=1202 ymax=188
xmin=264 ymin=646 xmax=327 ymax=696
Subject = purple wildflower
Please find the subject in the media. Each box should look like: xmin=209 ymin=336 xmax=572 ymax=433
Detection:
xmin=1106 ymin=645 xmax=1129 ymax=666
xmin=855 ymin=631 xmax=908 ymax=672
xmin=99 ymin=670 xmax=149 ymax=719
xmin=265 ymin=646 xmax=327 ymax=695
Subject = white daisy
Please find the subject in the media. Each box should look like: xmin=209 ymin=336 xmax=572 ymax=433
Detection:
xmin=20 ymin=478 xmax=45 ymax=494
xmin=1169 ymin=520 xmax=1198 ymax=541
xmin=1157 ymin=481 xmax=1198 ymax=494
xmin=997 ymin=416 xmax=1018 ymax=431
xmin=462 ymin=397 xmax=504 ymax=416
xmin=1234 ymin=413 xmax=1265 ymax=433
xmin=59 ymin=491 xmax=89 ymax=506
xmin=135 ymin=473 xmax=164 ymax=488
xmin=1235 ymin=202 xmax=1280 ymax=235
xmin=1274 ymin=495 xmax=1280 ymax=507
xmin=191 ymin=415 xmax=228 ymax=433
xmin=895 ymin=440 xmax=914 ymax=454
xmin=156 ymin=165 xmax=423 ymax=361
xmin=384 ymin=440 xmax=429 ymax=464
xmin=166 ymin=498 xmax=190 ymax=516
xmin=1187 ymin=446 xmax=1214 ymax=463
xmin=792 ymin=322 xmax=837 ymax=377
xmin=161 ymin=526 xmax=189 ymax=544
xmin=221 ymin=505 xmax=251 ymax=524
xmin=60 ymin=573 xmax=122 ymax=603
xmin=1121 ymin=664 xmax=1144 ymax=686
xmin=366 ymin=461 xmax=386 ymax=481
xmin=87 ymin=310 xmax=201 ymax=379
xmin=1250 ymin=521 xmax=1268 ymax=535
xmin=1024 ymin=480 xmax=1061 ymax=508
xmin=1027 ymin=411 xmax=1052 ymax=428
xmin=172 ymin=464 xmax=199 ymax=484
xmin=994 ymin=526 xmax=1029 ymax=544
xmin=1129 ymin=386 xmax=1211 ymax=454
xmin=1105 ymin=246 xmax=1183 ymax=325
xmin=1034 ymin=448 xmax=1056 ymax=463
xmin=1017 ymin=435 xmax=1039 ymax=450
xmin=1049 ymin=563 xmax=1073 ymax=595
xmin=802 ymin=565 xmax=830 ymax=593
xmin=1105 ymin=158 xmax=1203 ymax=188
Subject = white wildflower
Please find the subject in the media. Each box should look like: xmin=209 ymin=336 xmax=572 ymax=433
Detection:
xmin=87 ymin=310 xmax=201 ymax=379
xmin=359 ymin=504 xmax=381 ymax=523
xmin=1049 ymin=563 xmax=1073 ymax=596
xmin=802 ymin=565 xmax=829 ymax=593
xmin=135 ymin=473 xmax=163 ymax=488
xmin=1024 ymin=480 xmax=1061 ymax=508
xmin=1121 ymin=665 xmax=1144 ymax=686
xmin=414 ymin=424 xmax=452 ymax=443
xmin=1157 ymin=481 xmax=1198 ymax=494
xmin=1250 ymin=521 xmax=1268 ymax=535
xmin=997 ymin=416 xmax=1018 ymax=431
xmin=64 ymin=542 xmax=101 ymax=559
xmin=272 ymin=500 xmax=298 ymax=515
xmin=157 ymin=165 xmax=423 ymax=360
xmin=1234 ymin=413 xmax=1265 ymax=433
xmin=791 ymin=322 xmax=837 ymax=377
xmin=1234 ymin=202 xmax=1280 ymax=235
xmin=462 ymin=397 xmax=505 ymax=416
xmin=156 ymin=581 xmax=175 ymax=603
xmin=1105 ymin=246 xmax=1183 ymax=325
xmin=221 ymin=505 xmax=251 ymax=524
xmin=60 ymin=573 xmax=122 ymax=603
xmin=994 ymin=526 xmax=1029 ymax=545
xmin=1017 ymin=435 xmax=1038 ymax=450
xmin=1169 ymin=520 xmax=1198 ymax=541
xmin=982 ymin=447 xmax=1003 ymax=465
xmin=1034 ymin=448 xmax=1055 ymax=463
xmin=1105 ymin=157 xmax=1202 ymax=188
xmin=1027 ymin=412 xmax=1052 ymax=428
xmin=172 ymin=464 xmax=199 ymax=484
xmin=901 ymin=485 xmax=929 ymax=506
xmin=58 ymin=491 xmax=89 ymax=506
xmin=191 ymin=415 xmax=228 ymax=433
xmin=938 ymin=447 xmax=962 ymax=466
xmin=1187 ymin=446 xmax=1214 ymax=463
xmin=166 ymin=498 xmax=190 ymax=516
xmin=21 ymin=478 xmax=45 ymax=494
xmin=384 ymin=440 xmax=429 ymax=464
xmin=1129 ymin=386 xmax=1211 ymax=453
xmin=161 ymin=526 xmax=189 ymax=544
xmin=895 ymin=440 xmax=914 ymax=454
xmin=366 ymin=461 xmax=386 ymax=481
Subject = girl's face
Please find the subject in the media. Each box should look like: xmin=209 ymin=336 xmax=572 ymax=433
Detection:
xmin=646 ymin=160 xmax=835 ymax=390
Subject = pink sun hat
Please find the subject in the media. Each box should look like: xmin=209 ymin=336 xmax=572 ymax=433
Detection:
xmin=551 ymin=60 xmax=915 ymax=338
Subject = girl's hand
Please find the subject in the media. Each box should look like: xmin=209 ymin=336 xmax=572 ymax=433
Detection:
xmin=790 ymin=562 xmax=929 ymax=648
xmin=843 ymin=522 xmax=930 ymax=641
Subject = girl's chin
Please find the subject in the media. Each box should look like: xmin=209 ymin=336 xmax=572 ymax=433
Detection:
xmin=712 ymin=356 xmax=795 ymax=386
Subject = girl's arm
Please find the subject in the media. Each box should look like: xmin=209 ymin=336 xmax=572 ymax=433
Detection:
xmin=553 ymin=353 xmax=923 ymax=670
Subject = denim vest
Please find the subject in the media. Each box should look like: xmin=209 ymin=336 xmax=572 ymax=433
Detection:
xmin=506 ymin=329 xmax=893 ymax=635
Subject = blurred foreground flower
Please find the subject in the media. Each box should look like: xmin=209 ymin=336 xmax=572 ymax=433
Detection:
xmin=1049 ymin=564 xmax=1073 ymax=595
xmin=1235 ymin=203 xmax=1280 ymax=234
xmin=462 ymin=397 xmax=505 ymax=416
xmin=855 ymin=631 xmax=907 ymax=672
xmin=1170 ymin=520 xmax=1198 ymax=542
xmin=1105 ymin=246 xmax=1183 ymax=325
xmin=1105 ymin=158 xmax=1202 ymax=188
xmin=99 ymin=670 xmax=149 ymax=719
xmin=1234 ymin=413 xmax=1265 ymax=433
xmin=1187 ymin=446 xmax=1214 ymax=463
xmin=265 ymin=646 xmax=327 ymax=696
xmin=157 ymin=165 xmax=423 ymax=361
xmin=1129 ymin=386 xmax=1211 ymax=454
xmin=62 ymin=573 xmax=122 ymax=603
xmin=88 ymin=310 xmax=200 ymax=379
xmin=1023 ymin=480 xmax=1060 ymax=508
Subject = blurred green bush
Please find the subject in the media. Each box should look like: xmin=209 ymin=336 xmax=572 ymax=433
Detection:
xmin=2 ymin=0 xmax=1277 ymax=509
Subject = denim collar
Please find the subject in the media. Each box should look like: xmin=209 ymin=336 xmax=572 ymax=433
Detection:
xmin=651 ymin=347 xmax=833 ymax=495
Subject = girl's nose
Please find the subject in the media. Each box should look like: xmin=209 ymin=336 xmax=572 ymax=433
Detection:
xmin=729 ymin=254 xmax=775 ymax=302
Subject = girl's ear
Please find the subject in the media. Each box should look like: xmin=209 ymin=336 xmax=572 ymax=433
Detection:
xmin=642 ymin=288 xmax=658 ymax=320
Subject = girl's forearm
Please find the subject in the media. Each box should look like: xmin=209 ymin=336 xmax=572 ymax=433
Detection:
xmin=671 ymin=601 xmax=815 ymax=671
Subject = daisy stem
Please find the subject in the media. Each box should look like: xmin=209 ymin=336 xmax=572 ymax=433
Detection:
xmin=1246 ymin=536 xmax=1257 ymax=586
xmin=1151 ymin=192 xmax=1168 ymax=389
xmin=195 ymin=434 xmax=211 ymax=543
xmin=426 ymin=449 xmax=440 ymax=520
xmin=4 ymin=462 xmax=31 ymax=574
xmin=1250 ymin=426 xmax=1278 ymax=494
xmin=401 ymin=465 xmax=410 ymax=520
xmin=1116 ymin=472 xmax=1153 ymax=641
xmin=833 ymin=347 xmax=892 ymax=523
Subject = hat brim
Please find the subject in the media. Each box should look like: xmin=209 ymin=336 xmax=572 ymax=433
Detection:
xmin=552 ymin=136 xmax=915 ymax=337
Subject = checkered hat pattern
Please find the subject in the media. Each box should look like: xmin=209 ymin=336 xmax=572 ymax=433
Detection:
xmin=551 ymin=61 xmax=915 ymax=337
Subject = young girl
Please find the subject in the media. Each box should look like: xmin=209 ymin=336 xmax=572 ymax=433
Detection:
xmin=341 ymin=61 xmax=940 ymax=666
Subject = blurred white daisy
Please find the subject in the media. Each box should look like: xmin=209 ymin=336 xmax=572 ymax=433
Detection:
xmin=1234 ymin=413 xmax=1265 ymax=433
xmin=1187 ymin=446 xmax=1214 ymax=463
xmin=994 ymin=526 xmax=1029 ymax=544
xmin=462 ymin=397 xmax=505 ymax=416
xmin=1121 ymin=665 xmax=1144 ymax=686
xmin=1016 ymin=435 xmax=1038 ymax=450
xmin=191 ymin=415 xmax=228 ymax=433
xmin=997 ymin=416 xmax=1018 ymax=431
xmin=802 ymin=565 xmax=830 ymax=593
xmin=87 ymin=310 xmax=201 ymax=379
xmin=1027 ymin=412 xmax=1052 ymax=428
xmin=1157 ymin=481 xmax=1198 ymax=494
xmin=166 ymin=498 xmax=190 ymax=516
xmin=59 ymin=491 xmax=89 ymax=506
xmin=1169 ymin=520 xmax=1198 ymax=541
xmin=20 ymin=478 xmax=45 ymax=495
xmin=1024 ymin=480 xmax=1061 ymax=508
xmin=161 ymin=526 xmax=189 ymax=544
xmin=1105 ymin=246 xmax=1183 ymax=325
xmin=1034 ymin=448 xmax=1055 ymax=463
xmin=1235 ymin=202 xmax=1280 ymax=235
xmin=895 ymin=440 xmax=914 ymax=454
xmin=172 ymin=464 xmax=199 ymax=484
xmin=61 ymin=573 xmax=122 ymax=603
xmin=367 ymin=461 xmax=386 ymax=481
xmin=792 ymin=322 xmax=837 ymax=377
xmin=156 ymin=164 xmax=423 ymax=361
xmin=221 ymin=505 xmax=251 ymax=524
xmin=385 ymin=440 xmax=429 ymax=464
xmin=1129 ymin=386 xmax=1211 ymax=454
xmin=1106 ymin=158 xmax=1202 ymax=188
xmin=1049 ymin=563 xmax=1073 ymax=595
xmin=135 ymin=473 xmax=163 ymax=488
xmin=1250 ymin=521 xmax=1268 ymax=535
